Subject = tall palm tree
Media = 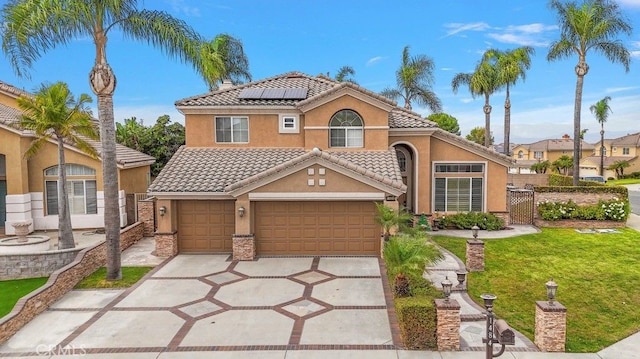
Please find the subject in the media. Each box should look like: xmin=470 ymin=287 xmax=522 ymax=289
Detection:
xmin=200 ymin=33 xmax=251 ymax=91
xmin=484 ymin=47 xmax=534 ymax=156
xmin=381 ymin=45 xmax=442 ymax=112
xmin=16 ymin=82 xmax=98 ymax=250
xmin=2 ymin=0 xmax=211 ymax=280
xmin=590 ymin=96 xmax=612 ymax=176
xmin=334 ymin=65 xmax=357 ymax=83
xmin=547 ymin=0 xmax=632 ymax=185
xmin=451 ymin=55 xmax=499 ymax=148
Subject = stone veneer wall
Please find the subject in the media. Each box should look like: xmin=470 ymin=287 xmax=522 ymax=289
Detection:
xmin=155 ymin=231 xmax=178 ymax=257
xmin=534 ymin=301 xmax=567 ymax=352
xmin=0 ymin=222 xmax=144 ymax=345
xmin=435 ymin=299 xmax=461 ymax=351
xmin=232 ymin=234 xmax=255 ymax=261
xmin=0 ymin=249 xmax=81 ymax=280
xmin=137 ymin=198 xmax=156 ymax=237
xmin=465 ymin=239 xmax=484 ymax=272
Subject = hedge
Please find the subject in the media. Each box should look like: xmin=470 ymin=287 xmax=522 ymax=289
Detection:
xmin=548 ymin=173 xmax=607 ymax=187
xmin=395 ymin=295 xmax=438 ymax=349
xmin=535 ymin=185 xmax=628 ymax=199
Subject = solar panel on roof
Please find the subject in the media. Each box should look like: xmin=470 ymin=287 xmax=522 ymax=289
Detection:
xmin=261 ymin=88 xmax=287 ymax=99
xmin=238 ymin=88 xmax=264 ymax=99
xmin=283 ymin=88 xmax=308 ymax=99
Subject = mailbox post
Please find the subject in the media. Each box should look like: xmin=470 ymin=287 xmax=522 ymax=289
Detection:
xmin=481 ymin=293 xmax=515 ymax=359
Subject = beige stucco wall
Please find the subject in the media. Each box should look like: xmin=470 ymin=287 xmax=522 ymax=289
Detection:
xmin=0 ymin=92 xmax=18 ymax=108
xmin=119 ymin=166 xmax=151 ymax=194
xmin=390 ymin=134 xmax=431 ymax=214
xmin=0 ymin=127 xmax=29 ymax=194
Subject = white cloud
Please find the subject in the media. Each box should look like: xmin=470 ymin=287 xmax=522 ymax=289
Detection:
xmin=92 ymin=104 xmax=184 ymax=125
xmin=440 ymin=67 xmax=454 ymax=71
xmin=631 ymin=50 xmax=640 ymax=58
xmin=487 ymin=23 xmax=557 ymax=47
xmin=617 ymin=0 xmax=640 ymax=7
xmin=505 ymin=23 xmax=558 ymax=34
xmin=443 ymin=22 xmax=492 ymax=37
xmin=366 ymin=56 xmax=384 ymax=67
xmin=605 ymin=86 xmax=638 ymax=93
xmin=165 ymin=0 xmax=201 ymax=17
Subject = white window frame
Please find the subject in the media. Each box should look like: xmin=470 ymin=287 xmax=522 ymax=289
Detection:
xmin=44 ymin=164 xmax=98 ymax=216
xmin=215 ymin=116 xmax=249 ymax=143
xmin=279 ymin=114 xmax=299 ymax=133
xmin=329 ymin=110 xmax=364 ymax=148
xmin=432 ymin=161 xmax=487 ymax=213
xmin=534 ymin=151 xmax=543 ymax=159
xmin=623 ymin=147 xmax=630 ymax=155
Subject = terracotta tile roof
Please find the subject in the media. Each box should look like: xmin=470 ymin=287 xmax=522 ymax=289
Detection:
xmin=388 ymin=108 xmax=437 ymax=128
xmin=610 ymin=132 xmax=640 ymax=146
xmin=581 ymin=155 xmax=638 ymax=167
xmin=149 ymin=147 xmax=405 ymax=193
xmin=522 ymin=138 xmax=595 ymax=151
xmin=0 ymin=81 xmax=29 ymax=98
xmin=1 ymin=102 xmax=154 ymax=168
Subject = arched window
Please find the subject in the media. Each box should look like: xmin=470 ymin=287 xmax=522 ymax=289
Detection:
xmin=329 ymin=109 xmax=363 ymax=148
xmin=518 ymin=150 xmax=524 ymax=159
xmin=44 ymin=164 xmax=97 ymax=215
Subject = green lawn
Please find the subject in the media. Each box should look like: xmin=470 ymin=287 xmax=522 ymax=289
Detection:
xmin=432 ymin=227 xmax=640 ymax=353
xmin=0 ymin=277 xmax=48 ymax=317
xmin=607 ymin=178 xmax=640 ymax=186
xmin=75 ymin=266 xmax=153 ymax=289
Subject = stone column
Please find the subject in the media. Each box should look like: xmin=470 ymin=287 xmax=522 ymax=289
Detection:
xmin=435 ymin=298 xmax=461 ymax=351
xmin=154 ymin=231 xmax=178 ymax=257
xmin=535 ymin=301 xmax=566 ymax=352
xmin=466 ymin=239 xmax=485 ymax=272
xmin=137 ymin=198 xmax=156 ymax=237
xmin=233 ymin=234 xmax=255 ymax=261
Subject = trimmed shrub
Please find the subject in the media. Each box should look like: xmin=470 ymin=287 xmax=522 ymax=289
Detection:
xmin=536 ymin=198 xmax=629 ymax=221
xmin=437 ymin=212 xmax=505 ymax=230
xmin=549 ymin=173 xmax=606 ymax=186
xmin=395 ymin=293 xmax=438 ymax=349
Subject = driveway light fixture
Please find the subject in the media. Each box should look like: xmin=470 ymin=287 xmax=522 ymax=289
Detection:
xmin=546 ymin=278 xmax=558 ymax=305
xmin=441 ymin=276 xmax=453 ymax=302
xmin=472 ymin=225 xmax=480 ymax=239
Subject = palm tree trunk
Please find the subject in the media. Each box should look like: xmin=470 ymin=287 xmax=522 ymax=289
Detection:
xmin=600 ymin=125 xmax=605 ymax=177
xmin=483 ymin=94 xmax=492 ymax=148
xmin=573 ymin=60 xmax=588 ymax=186
xmin=504 ymin=85 xmax=511 ymax=156
xmin=57 ymin=139 xmax=75 ymax=249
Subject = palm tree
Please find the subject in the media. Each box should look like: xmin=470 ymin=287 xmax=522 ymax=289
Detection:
xmin=451 ymin=55 xmax=499 ymax=148
xmin=2 ymin=0 xmax=210 ymax=280
xmin=547 ymin=0 xmax=632 ymax=186
xmin=484 ymin=47 xmax=534 ymax=156
xmin=334 ymin=65 xmax=357 ymax=83
xmin=608 ymin=160 xmax=629 ymax=179
xmin=16 ymin=82 xmax=98 ymax=250
xmin=374 ymin=203 xmax=413 ymax=241
xmin=200 ymin=33 xmax=251 ymax=91
xmin=381 ymin=45 xmax=442 ymax=112
xmin=590 ymin=96 xmax=612 ymax=176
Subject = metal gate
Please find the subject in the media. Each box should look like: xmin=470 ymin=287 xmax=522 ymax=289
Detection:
xmin=509 ymin=189 xmax=534 ymax=225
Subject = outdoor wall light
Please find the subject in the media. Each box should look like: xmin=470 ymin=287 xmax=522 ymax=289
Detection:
xmin=456 ymin=269 xmax=467 ymax=287
xmin=546 ymin=278 xmax=558 ymax=305
xmin=441 ymin=276 xmax=453 ymax=302
xmin=159 ymin=206 xmax=167 ymax=217
xmin=471 ymin=225 xmax=480 ymax=239
xmin=238 ymin=206 xmax=245 ymax=218
xmin=385 ymin=194 xmax=397 ymax=201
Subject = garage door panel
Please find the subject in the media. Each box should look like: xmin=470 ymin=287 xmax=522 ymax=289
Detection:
xmin=255 ymin=201 xmax=379 ymax=255
xmin=178 ymin=200 xmax=234 ymax=253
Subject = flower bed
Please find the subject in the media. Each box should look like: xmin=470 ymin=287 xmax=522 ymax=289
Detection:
xmin=534 ymin=219 xmax=626 ymax=228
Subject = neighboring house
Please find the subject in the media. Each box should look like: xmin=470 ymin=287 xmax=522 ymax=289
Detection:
xmin=0 ymin=81 xmax=155 ymax=235
xmin=148 ymin=72 xmax=513 ymax=258
xmin=511 ymin=134 xmax=594 ymax=173
xmin=581 ymin=132 xmax=640 ymax=178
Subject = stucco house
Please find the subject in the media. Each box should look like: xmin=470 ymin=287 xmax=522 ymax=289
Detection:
xmin=148 ymin=72 xmax=513 ymax=259
xmin=580 ymin=132 xmax=640 ymax=178
xmin=0 ymin=81 xmax=155 ymax=235
xmin=511 ymin=134 xmax=594 ymax=174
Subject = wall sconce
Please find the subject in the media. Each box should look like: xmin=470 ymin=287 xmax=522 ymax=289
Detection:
xmin=238 ymin=206 xmax=245 ymax=218
xmin=159 ymin=206 xmax=167 ymax=217
xmin=385 ymin=195 xmax=397 ymax=201
xmin=546 ymin=278 xmax=558 ymax=305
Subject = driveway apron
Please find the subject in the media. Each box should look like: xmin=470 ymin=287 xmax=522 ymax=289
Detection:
xmin=0 ymin=255 xmax=400 ymax=356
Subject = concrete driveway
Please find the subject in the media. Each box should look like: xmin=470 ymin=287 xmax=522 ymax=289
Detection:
xmin=0 ymin=255 xmax=400 ymax=357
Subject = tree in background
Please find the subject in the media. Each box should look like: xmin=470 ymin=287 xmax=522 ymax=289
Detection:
xmin=466 ymin=127 xmax=494 ymax=146
xmin=334 ymin=65 xmax=357 ymax=83
xmin=451 ymin=53 xmax=499 ymax=148
xmin=17 ymin=82 xmax=98 ymax=249
xmin=530 ymin=160 xmax=551 ymax=174
xmin=2 ymin=0 xmax=210 ymax=280
xmin=200 ymin=33 xmax=251 ymax=91
xmin=381 ymin=46 xmax=442 ymax=112
xmin=115 ymin=115 xmax=185 ymax=178
xmin=552 ymin=155 xmax=574 ymax=175
xmin=484 ymin=46 xmax=534 ymax=156
xmin=547 ymin=0 xmax=632 ymax=185
xmin=427 ymin=113 xmax=461 ymax=135
xmin=608 ymin=160 xmax=629 ymax=179
xmin=589 ymin=96 xmax=612 ymax=176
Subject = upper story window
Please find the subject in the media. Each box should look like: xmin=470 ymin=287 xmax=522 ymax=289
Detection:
xmin=279 ymin=114 xmax=299 ymax=133
xmin=517 ymin=150 xmax=523 ymax=159
xmin=329 ymin=110 xmax=363 ymax=148
xmin=534 ymin=151 xmax=543 ymax=159
xmin=623 ymin=147 xmax=630 ymax=155
xmin=216 ymin=116 xmax=248 ymax=143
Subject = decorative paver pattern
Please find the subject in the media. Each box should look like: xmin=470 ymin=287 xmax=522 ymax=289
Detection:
xmin=0 ymin=255 xmax=400 ymax=356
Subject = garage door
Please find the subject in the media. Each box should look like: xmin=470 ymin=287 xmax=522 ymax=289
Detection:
xmin=178 ymin=200 xmax=235 ymax=253
xmin=255 ymin=201 xmax=379 ymax=255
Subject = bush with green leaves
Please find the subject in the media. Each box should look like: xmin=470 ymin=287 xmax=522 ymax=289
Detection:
xmin=536 ymin=198 xmax=629 ymax=221
xmin=437 ymin=212 xmax=505 ymax=230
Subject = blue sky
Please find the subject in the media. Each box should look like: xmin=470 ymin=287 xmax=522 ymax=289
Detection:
xmin=1 ymin=0 xmax=639 ymax=145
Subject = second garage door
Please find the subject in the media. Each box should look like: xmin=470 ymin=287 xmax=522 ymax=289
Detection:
xmin=178 ymin=200 xmax=235 ymax=253
xmin=255 ymin=201 xmax=379 ymax=255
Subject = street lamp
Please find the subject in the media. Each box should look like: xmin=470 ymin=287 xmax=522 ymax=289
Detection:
xmin=472 ymin=225 xmax=480 ymax=239
xmin=441 ymin=276 xmax=453 ymax=302
xmin=546 ymin=279 xmax=558 ymax=305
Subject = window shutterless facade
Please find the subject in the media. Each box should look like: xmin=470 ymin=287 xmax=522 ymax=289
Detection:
xmin=329 ymin=109 xmax=363 ymax=148
xmin=433 ymin=163 xmax=485 ymax=212
xmin=215 ymin=116 xmax=249 ymax=143
xmin=44 ymin=164 xmax=97 ymax=215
